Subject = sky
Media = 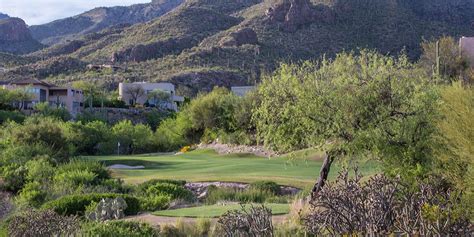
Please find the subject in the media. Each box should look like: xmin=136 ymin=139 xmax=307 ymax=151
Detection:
xmin=0 ymin=0 xmax=150 ymax=25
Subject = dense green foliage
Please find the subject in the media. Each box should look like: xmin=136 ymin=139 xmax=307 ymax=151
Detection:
xmin=434 ymin=83 xmax=474 ymax=194
xmin=41 ymin=193 xmax=141 ymax=216
xmin=254 ymin=51 xmax=439 ymax=181
xmin=81 ymin=221 xmax=159 ymax=237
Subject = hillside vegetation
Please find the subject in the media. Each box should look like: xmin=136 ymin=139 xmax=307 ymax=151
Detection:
xmin=1 ymin=0 xmax=474 ymax=94
xmin=29 ymin=0 xmax=185 ymax=45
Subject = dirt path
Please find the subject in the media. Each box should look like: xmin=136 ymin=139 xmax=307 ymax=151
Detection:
xmin=125 ymin=213 xmax=289 ymax=226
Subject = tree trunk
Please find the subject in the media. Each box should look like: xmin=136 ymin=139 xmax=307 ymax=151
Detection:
xmin=311 ymin=149 xmax=343 ymax=199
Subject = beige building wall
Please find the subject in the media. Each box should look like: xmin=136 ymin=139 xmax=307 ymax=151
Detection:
xmin=460 ymin=37 xmax=474 ymax=67
xmin=119 ymin=82 xmax=183 ymax=111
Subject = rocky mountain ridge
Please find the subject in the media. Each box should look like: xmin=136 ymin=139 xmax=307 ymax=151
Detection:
xmin=1 ymin=0 xmax=474 ymax=95
xmin=29 ymin=0 xmax=185 ymax=45
xmin=0 ymin=17 xmax=43 ymax=54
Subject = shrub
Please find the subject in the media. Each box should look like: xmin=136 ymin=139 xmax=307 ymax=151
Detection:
xmin=15 ymin=181 xmax=48 ymax=208
xmin=0 ymin=164 xmax=27 ymax=192
xmin=139 ymin=195 xmax=170 ymax=211
xmin=81 ymin=221 xmax=159 ymax=237
xmin=196 ymin=218 xmax=212 ymax=236
xmin=42 ymin=193 xmax=141 ymax=216
xmin=34 ymin=102 xmax=71 ymax=121
xmin=160 ymin=225 xmax=186 ymax=237
xmin=303 ymin=170 xmax=472 ymax=236
xmin=249 ymin=181 xmax=281 ymax=195
xmin=136 ymin=179 xmax=186 ymax=194
xmin=0 ymin=110 xmax=24 ymax=124
xmin=145 ymin=183 xmax=194 ymax=202
xmin=205 ymin=186 xmax=274 ymax=205
xmin=56 ymin=159 xmax=109 ymax=180
xmin=217 ymin=205 xmax=273 ymax=236
xmin=7 ymin=209 xmax=79 ymax=237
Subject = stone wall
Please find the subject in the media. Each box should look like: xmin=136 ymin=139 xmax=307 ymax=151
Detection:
xmin=85 ymin=107 xmax=165 ymax=124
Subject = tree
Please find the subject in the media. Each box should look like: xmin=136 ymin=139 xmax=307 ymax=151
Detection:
xmin=72 ymin=81 xmax=100 ymax=109
xmin=419 ymin=37 xmax=469 ymax=82
xmin=147 ymin=89 xmax=171 ymax=109
xmin=434 ymin=83 xmax=474 ymax=192
xmin=125 ymin=85 xmax=145 ymax=106
xmin=254 ymin=51 xmax=439 ymax=197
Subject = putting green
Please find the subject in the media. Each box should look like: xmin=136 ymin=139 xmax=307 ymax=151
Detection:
xmin=86 ymin=149 xmax=380 ymax=189
xmin=153 ymin=204 xmax=290 ymax=218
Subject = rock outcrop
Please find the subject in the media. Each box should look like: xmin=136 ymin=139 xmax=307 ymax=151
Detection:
xmin=0 ymin=18 xmax=43 ymax=54
xmin=219 ymin=28 xmax=259 ymax=47
xmin=266 ymin=0 xmax=334 ymax=32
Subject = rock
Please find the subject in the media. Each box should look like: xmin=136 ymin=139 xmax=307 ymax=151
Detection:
xmin=0 ymin=18 xmax=32 ymax=42
xmin=219 ymin=28 xmax=259 ymax=47
xmin=266 ymin=0 xmax=334 ymax=32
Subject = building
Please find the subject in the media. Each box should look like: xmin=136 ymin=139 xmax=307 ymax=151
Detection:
xmin=118 ymin=82 xmax=184 ymax=111
xmin=231 ymin=86 xmax=256 ymax=97
xmin=2 ymin=78 xmax=84 ymax=116
xmin=460 ymin=37 xmax=474 ymax=67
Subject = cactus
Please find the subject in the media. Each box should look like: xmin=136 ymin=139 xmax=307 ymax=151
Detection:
xmin=87 ymin=197 xmax=128 ymax=221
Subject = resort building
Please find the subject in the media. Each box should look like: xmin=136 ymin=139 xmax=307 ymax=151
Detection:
xmin=231 ymin=86 xmax=256 ymax=97
xmin=118 ymin=82 xmax=184 ymax=111
xmin=2 ymin=78 xmax=84 ymax=116
xmin=460 ymin=36 xmax=474 ymax=67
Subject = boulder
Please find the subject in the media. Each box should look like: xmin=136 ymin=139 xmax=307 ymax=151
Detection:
xmin=219 ymin=28 xmax=258 ymax=47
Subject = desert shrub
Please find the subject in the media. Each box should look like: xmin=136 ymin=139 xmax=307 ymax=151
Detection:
xmin=63 ymin=121 xmax=111 ymax=155
xmin=81 ymin=221 xmax=159 ymax=237
xmin=155 ymin=114 xmax=192 ymax=151
xmin=145 ymin=110 xmax=172 ymax=130
xmin=303 ymin=170 xmax=472 ymax=236
xmin=15 ymin=181 xmax=47 ymax=208
xmin=0 ymin=110 xmax=24 ymax=124
xmin=0 ymin=164 xmax=27 ymax=192
xmin=25 ymin=158 xmax=54 ymax=183
xmin=205 ymin=186 xmax=274 ymax=205
xmin=160 ymin=225 xmax=186 ymax=237
xmin=42 ymin=193 xmax=141 ymax=216
xmin=7 ymin=209 xmax=79 ymax=237
xmin=216 ymin=205 xmax=273 ymax=237
xmin=56 ymin=159 xmax=109 ymax=180
xmin=145 ymin=183 xmax=194 ymax=202
xmin=34 ymin=102 xmax=71 ymax=121
xmin=136 ymin=179 xmax=186 ymax=194
xmin=1 ymin=117 xmax=71 ymax=163
xmin=112 ymin=120 xmax=155 ymax=154
xmin=196 ymin=218 xmax=212 ymax=236
xmin=250 ymin=181 xmax=281 ymax=195
xmin=139 ymin=195 xmax=170 ymax=211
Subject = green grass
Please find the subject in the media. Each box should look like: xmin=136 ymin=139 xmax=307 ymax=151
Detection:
xmin=153 ymin=203 xmax=289 ymax=218
xmin=86 ymin=149 xmax=380 ymax=189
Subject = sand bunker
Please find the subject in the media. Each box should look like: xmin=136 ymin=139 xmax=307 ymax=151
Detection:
xmin=107 ymin=164 xmax=145 ymax=169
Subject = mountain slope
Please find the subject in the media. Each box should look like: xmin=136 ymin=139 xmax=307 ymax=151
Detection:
xmin=0 ymin=17 xmax=44 ymax=54
xmin=0 ymin=13 xmax=9 ymax=20
xmin=2 ymin=0 xmax=474 ymax=95
xmin=29 ymin=0 xmax=184 ymax=45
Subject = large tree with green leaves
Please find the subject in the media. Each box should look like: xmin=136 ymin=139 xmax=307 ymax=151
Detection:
xmin=254 ymin=51 xmax=439 ymax=196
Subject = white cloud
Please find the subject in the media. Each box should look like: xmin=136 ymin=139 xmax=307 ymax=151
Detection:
xmin=0 ymin=0 xmax=150 ymax=25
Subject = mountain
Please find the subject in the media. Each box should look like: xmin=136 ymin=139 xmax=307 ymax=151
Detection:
xmin=0 ymin=17 xmax=44 ymax=54
xmin=0 ymin=13 xmax=9 ymax=20
xmin=29 ymin=0 xmax=185 ymax=45
xmin=2 ymin=0 xmax=474 ymax=95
